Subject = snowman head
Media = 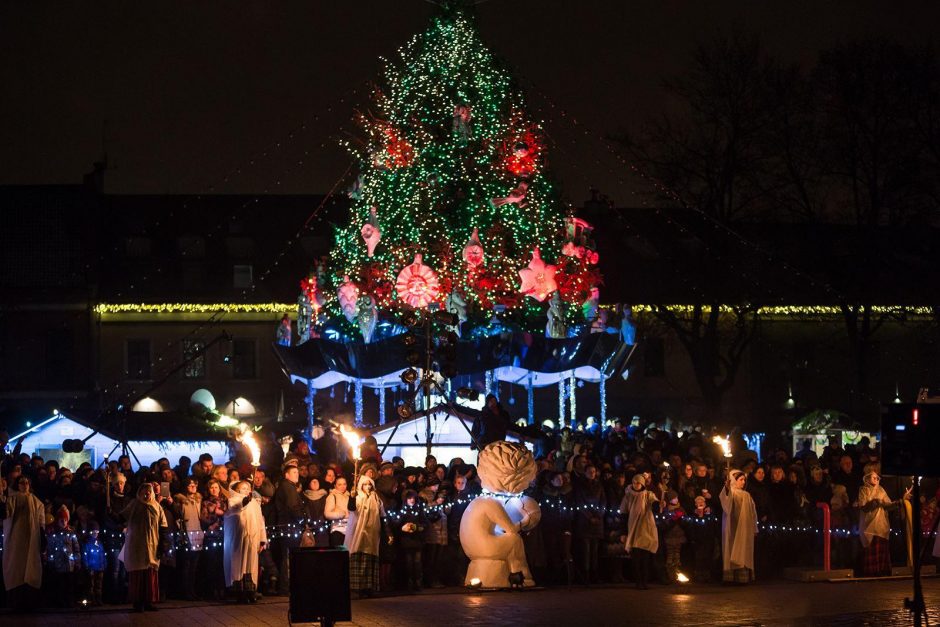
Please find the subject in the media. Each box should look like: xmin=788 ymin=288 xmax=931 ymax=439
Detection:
xmin=477 ymin=441 xmax=537 ymax=495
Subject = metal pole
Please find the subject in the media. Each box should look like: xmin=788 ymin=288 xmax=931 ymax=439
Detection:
xmin=425 ymin=313 xmax=433 ymax=459
xmin=908 ymin=476 xmax=925 ymax=627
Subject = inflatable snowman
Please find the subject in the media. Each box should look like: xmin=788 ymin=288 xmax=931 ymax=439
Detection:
xmin=460 ymin=441 xmax=541 ymax=588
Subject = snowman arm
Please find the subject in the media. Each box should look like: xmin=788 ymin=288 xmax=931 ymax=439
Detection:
xmin=489 ymin=500 xmax=521 ymax=534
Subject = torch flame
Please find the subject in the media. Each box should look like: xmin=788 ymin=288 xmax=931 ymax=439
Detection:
xmin=236 ymin=425 xmax=262 ymax=467
xmin=340 ymin=424 xmax=360 ymax=460
xmin=712 ymin=435 xmax=732 ymax=458
xmin=210 ymin=412 xmax=261 ymax=466
xmin=676 ymin=572 xmax=690 ymax=583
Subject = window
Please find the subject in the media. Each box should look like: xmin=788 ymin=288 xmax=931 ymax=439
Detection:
xmin=126 ymin=339 xmax=151 ymax=380
xmin=182 ymin=339 xmax=206 ymax=379
xmin=232 ymin=338 xmax=257 ymax=379
xmin=233 ymin=265 xmax=253 ymax=289
xmin=643 ymin=337 xmax=665 ymax=377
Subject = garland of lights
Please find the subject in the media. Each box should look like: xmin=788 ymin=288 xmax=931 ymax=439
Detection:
xmin=354 ymin=378 xmax=364 ymax=425
xmin=568 ymin=372 xmax=576 ymax=425
xmin=93 ymin=302 xmax=937 ymax=318
xmin=558 ymin=379 xmax=566 ymax=427
xmin=28 ymin=498 xmax=933 ymax=559
xmin=379 ymin=386 xmax=387 ymax=425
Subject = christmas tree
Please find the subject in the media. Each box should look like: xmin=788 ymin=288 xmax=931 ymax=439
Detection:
xmin=313 ymin=2 xmax=602 ymax=341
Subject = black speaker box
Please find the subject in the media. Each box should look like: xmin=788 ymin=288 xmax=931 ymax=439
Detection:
xmin=289 ymin=546 xmax=351 ymax=625
xmin=881 ymin=403 xmax=940 ymax=477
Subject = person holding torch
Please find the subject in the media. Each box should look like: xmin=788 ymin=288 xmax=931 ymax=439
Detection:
xmin=719 ymin=469 xmax=758 ymax=584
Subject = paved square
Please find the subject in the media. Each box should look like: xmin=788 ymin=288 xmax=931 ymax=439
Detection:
xmin=4 ymin=578 xmax=939 ymax=626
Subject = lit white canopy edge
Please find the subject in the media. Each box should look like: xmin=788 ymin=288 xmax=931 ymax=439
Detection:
xmin=289 ymin=365 xmax=611 ymax=390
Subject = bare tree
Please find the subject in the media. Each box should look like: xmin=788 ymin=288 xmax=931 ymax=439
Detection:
xmin=648 ymin=304 xmax=759 ymax=421
xmin=814 ymin=40 xmax=934 ymax=227
xmin=612 ymin=31 xmax=774 ymax=420
xmin=618 ymin=30 xmax=778 ymax=222
xmin=813 ymin=41 xmax=939 ymax=413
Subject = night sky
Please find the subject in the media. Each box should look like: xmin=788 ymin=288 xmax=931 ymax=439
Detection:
xmin=2 ymin=1 xmax=936 ymax=206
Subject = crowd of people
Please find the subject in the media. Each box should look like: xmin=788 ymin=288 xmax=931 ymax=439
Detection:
xmin=0 ymin=395 xmax=935 ymax=612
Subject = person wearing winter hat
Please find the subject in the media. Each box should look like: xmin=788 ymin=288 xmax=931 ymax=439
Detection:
xmin=662 ymin=490 xmax=687 ymax=583
xmin=619 ymin=474 xmax=658 ymax=589
xmin=359 ymin=463 xmax=378 ymax=481
xmin=720 ymin=469 xmax=758 ymax=584
xmin=47 ymin=505 xmax=81 ymax=608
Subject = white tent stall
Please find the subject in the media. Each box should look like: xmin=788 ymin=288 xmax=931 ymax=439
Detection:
xmin=368 ymin=404 xmax=533 ymax=468
xmin=7 ymin=411 xmax=232 ymax=469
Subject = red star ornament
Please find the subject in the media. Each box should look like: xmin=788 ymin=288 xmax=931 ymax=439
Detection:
xmin=518 ymin=247 xmax=558 ymax=302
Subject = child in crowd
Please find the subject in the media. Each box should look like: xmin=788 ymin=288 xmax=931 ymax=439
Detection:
xmin=662 ymin=491 xmax=687 ymax=583
xmin=46 ymin=505 xmax=81 ymax=608
xmin=82 ymin=520 xmax=106 ymax=606
xmin=688 ymin=495 xmax=715 ymax=582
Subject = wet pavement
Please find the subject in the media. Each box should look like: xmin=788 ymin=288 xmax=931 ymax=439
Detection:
xmin=3 ymin=578 xmax=938 ymax=626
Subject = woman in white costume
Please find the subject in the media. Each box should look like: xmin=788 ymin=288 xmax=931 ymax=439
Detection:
xmin=224 ymin=480 xmax=267 ymax=603
xmin=719 ymin=469 xmax=758 ymax=583
xmin=620 ymin=473 xmax=659 ymax=589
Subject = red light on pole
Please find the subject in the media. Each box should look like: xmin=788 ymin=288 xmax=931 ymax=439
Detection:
xmin=913 ymin=408 xmax=919 ymax=426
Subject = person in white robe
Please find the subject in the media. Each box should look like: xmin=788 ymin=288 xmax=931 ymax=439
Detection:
xmin=856 ymin=467 xmax=909 ymax=576
xmin=620 ymin=473 xmax=659 ymax=589
xmin=345 ymin=474 xmax=386 ymax=596
xmin=119 ymin=483 xmax=168 ymax=611
xmin=2 ymin=476 xmax=45 ymax=610
xmin=224 ymin=480 xmax=267 ymax=603
xmin=719 ymin=469 xmax=758 ymax=583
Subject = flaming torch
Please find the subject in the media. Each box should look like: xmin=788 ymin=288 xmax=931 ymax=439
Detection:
xmin=237 ymin=425 xmax=262 ymax=468
xmin=340 ymin=424 xmax=361 ymax=488
xmin=712 ymin=434 xmax=733 ymax=474
xmin=211 ymin=412 xmax=261 ymax=476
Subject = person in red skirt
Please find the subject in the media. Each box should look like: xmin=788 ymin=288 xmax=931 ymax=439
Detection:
xmin=855 ymin=466 xmax=910 ymax=577
xmin=118 ymin=483 xmax=167 ymax=612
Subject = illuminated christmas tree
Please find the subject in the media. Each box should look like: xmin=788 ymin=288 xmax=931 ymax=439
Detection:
xmin=314 ymin=1 xmax=602 ymax=341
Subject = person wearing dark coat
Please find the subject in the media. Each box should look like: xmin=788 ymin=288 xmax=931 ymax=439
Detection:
xmin=273 ymin=461 xmax=304 ymax=595
xmin=374 ymin=474 xmax=399 ymax=591
xmin=540 ymin=471 xmax=575 ymax=585
xmin=765 ymin=464 xmax=800 ymax=575
xmin=313 ymin=430 xmax=339 ymax=466
xmin=746 ymin=466 xmax=772 ymax=523
xmin=573 ymin=465 xmax=606 ymax=584
xmin=301 ymin=477 xmax=330 ymax=548
xmin=396 ymin=490 xmax=428 ymax=592
xmin=831 ymin=454 xmax=862 ymax=504
xmin=472 ymin=395 xmax=510 ymax=447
